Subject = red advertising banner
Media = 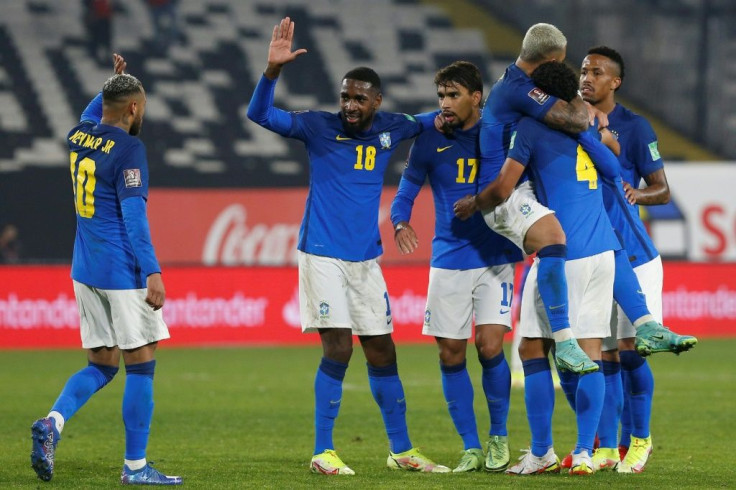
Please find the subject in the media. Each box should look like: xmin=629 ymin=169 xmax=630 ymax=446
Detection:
xmin=0 ymin=262 xmax=734 ymax=349
xmin=146 ymin=187 xmax=436 ymax=266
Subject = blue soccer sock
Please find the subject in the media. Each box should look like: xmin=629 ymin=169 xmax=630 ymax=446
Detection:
xmin=620 ymin=350 xmax=653 ymax=439
xmin=441 ymin=361 xmax=481 ymax=450
xmin=479 ymin=351 xmax=510 ymax=437
xmin=619 ymin=370 xmax=632 ymax=448
xmin=122 ymin=360 xmax=155 ymax=461
xmin=523 ymin=358 xmax=554 ymax=457
xmin=597 ymin=361 xmax=623 ymax=448
xmin=613 ymin=249 xmax=651 ymax=323
xmin=574 ymin=362 xmax=605 ymax=454
xmin=313 ymin=357 xmax=348 ymax=455
xmin=556 ymin=366 xmax=578 ymax=411
xmin=368 ymin=363 xmax=412 ymax=454
xmin=50 ymin=361 xmax=118 ymax=429
xmin=537 ymin=245 xmax=570 ymax=333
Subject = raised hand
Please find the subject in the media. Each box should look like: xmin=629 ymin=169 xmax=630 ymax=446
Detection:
xmin=264 ymin=17 xmax=307 ymax=79
xmin=113 ymin=53 xmax=127 ymax=75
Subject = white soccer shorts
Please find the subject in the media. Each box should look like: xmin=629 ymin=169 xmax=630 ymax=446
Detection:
xmin=298 ymin=251 xmax=393 ymax=335
xmin=481 ymin=180 xmax=554 ymax=253
xmin=73 ymin=280 xmax=170 ymax=350
xmin=520 ymin=250 xmax=614 ymax=339
xmin=422 ymin=264 xmax=515 ymax=340
xmin=603 ymin=255 xmax=663 ymax=351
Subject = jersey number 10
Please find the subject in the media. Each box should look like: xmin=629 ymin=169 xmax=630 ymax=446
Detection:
xmin=70 ymin=151 xmax=97 ymax=218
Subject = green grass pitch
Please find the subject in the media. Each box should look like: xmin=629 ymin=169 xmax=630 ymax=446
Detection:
xmin=1 ymin=339 xmax=734 ymax=488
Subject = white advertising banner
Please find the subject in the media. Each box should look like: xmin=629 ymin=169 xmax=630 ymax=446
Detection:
xmin=649 ymin=163 xmax=736 ymax=262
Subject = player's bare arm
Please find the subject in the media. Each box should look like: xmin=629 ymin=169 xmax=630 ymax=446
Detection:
xmin=453 ymin=158 xmax=525 ymax=220
xmin=393 ymin=221 xmax=418 ymax=255
xmin=623 ymin=168 xmax=670 ymax=205
xmin=264 ymin=17 xmax=308 ymax=80
xmin=599 ymin=127 xmax=620 ymax=156
xmin=543 ymin=95 xmax=589 ymax=133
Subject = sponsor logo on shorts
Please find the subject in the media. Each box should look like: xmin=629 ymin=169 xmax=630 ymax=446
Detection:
xmin=528 ymin=87 xmax=550 ymax=105
xmin=424 ymin=308 xmax=431 ymax=326
xmin=499 ymin=309 xmax=510 ymax=315
xmin=319 ymin=301 xmax=330 ymax=319
xmin=123 ymin=169 xmax=142 ymax=188
xmin=520 ymin=203 xmax=532 ymax=216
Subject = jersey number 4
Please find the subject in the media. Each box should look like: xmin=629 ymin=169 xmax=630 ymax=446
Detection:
xmin=70 ymin=151 xmax=97 ymax=218
xmin=575 ymin=146 xmax=598 ymax=189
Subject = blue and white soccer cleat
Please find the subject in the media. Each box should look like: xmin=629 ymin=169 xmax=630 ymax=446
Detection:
xmin=31 ymin=417 xmax=60 ymax=482
xmin=121 ymin=463 xmax=183 ymax=485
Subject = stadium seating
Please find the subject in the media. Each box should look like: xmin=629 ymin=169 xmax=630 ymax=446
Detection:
xmin=0 ymin=0 xmax=498 ymax=187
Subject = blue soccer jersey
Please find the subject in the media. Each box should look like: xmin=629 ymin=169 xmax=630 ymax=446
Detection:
xmin=391 ymin=123 xmax=521 ymax=269
xmin=605 ymin=103 xmax=663 ymax=267
xmin=480 ymin=63 xmax=559 ymax=179
xmin=248 ymin=75 xmax=425 ymax=261
xmin=508 ymin=118 xmax=620 ymax=260
xmin=67 ymin=96 xmax=159 ymax=289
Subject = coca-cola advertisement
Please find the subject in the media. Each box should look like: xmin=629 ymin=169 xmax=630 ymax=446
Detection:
xmin=147 ymin=188 xmax=436 ymax=266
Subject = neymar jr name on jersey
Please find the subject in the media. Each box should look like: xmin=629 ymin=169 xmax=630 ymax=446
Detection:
xmin=68 ymin=129 xmax=116 ymax=154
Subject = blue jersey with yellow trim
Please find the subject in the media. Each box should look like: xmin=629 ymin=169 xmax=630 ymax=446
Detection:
xmin=393 ymin=123 xmax=521 ymax=269
xmin=67 ymin=120 xmax=152 ymax=289
xmin=287 ymin=110 xmax=422 ymax=261
xmin=480 ymin=63 xmax=558 ymax=179
xmin=508 ymin=118 xmax=620 ymax=260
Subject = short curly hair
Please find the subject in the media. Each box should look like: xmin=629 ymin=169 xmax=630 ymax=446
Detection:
xmin=102 ymin=74 xmax=143 ymax=103
xmin=587 ymin=45 xmax=625 ymax=90
xmin=530 ymin=61 xmax=579 ymax=102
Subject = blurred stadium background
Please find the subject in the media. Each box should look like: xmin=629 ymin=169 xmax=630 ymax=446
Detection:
xmin=0 ymin=0 xmax=734 ymax=347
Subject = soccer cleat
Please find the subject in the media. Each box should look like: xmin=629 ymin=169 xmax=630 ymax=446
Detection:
xmin=560 ymin=452 xmax=572 ymax=469
xmin=635 ymin=321 xmax=698 ymax=356
xmin=121 ymin=463 xmax=182 ymax=485
xmin=31 ymin=417 xmax=60 ymax=482
xmin=617 ymin=436 xmax=652 ymax=473
xmin=484 ymin=435 xmax=510 ymax=472
xmin=562 ymin=435 xmax=599 ymax=469
xmin=592 ymin=447 xmax=620 ymax=471
xmin=618 ymin=444 xmax=629 ymax=461
xmin=554 ymin=339 xmax=599 ymax=374
xmin=569 ymin=450 xmax=594 ymax=475
xmin=505 ymin=448 xmax=560 ymax=475
xmin=387 ymin=447 xmax=450 ymax=473
xmin=310 ymin=450 xmax=355 ymax=475
xmin=452 ymin=448 xmax=484 ymax=473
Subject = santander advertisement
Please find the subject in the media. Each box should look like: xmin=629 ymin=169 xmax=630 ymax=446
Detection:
xmin=0 ymin=263 xmax=734 ymax=349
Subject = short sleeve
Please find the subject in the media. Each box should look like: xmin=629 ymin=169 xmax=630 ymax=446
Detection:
xmin=506 ymin=119 xmax=534 ymax=166
xmin=630 ymin=117 xmax=664 ymax=178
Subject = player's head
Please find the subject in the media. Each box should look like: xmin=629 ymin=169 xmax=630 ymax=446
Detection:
xmin=102 ymin=73 xmax=146 ymax=136
xmin=434 ymin=61 xmax=483 ymax=131
xmin=340 ymin=67 xmax=382 ymax=133
xmin=519 ymin=23 xmax=567 ymax=64
xmin=580 ymin=46 xmax=625 ymax=106
xmin=530 ymin=61 xmax=579 ymax=102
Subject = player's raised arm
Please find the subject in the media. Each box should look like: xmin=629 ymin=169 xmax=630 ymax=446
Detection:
xmin=264 ymin=16 xmax=308 ymax=80
xmin=80 ymin=53 xmax=127 ymax=124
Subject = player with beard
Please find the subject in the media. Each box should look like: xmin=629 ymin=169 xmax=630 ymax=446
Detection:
xmin=30 ymin=54 xmax=181 ymax=485
xmin=247 ymin=17 xmax=448 ymax=475
xmin=391 ymin=61 xmax=521 ymax=473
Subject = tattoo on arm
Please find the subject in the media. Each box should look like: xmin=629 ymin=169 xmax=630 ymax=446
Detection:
xmin=543 ymin=97 xmax=588 ymax=134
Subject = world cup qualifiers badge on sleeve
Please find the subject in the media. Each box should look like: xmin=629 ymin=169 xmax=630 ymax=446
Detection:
xmin=124 ymin=169 xmax=142 ymax=188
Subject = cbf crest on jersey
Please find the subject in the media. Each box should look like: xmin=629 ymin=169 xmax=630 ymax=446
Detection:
xmin=379 ymin=132 xmax=392 ymax=149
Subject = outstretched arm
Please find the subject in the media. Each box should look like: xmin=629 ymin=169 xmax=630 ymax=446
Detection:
xmin=453 ymin=158 xmax=525 ymax=219
xmin=263 ymin=17 xmax=308 ymax=80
